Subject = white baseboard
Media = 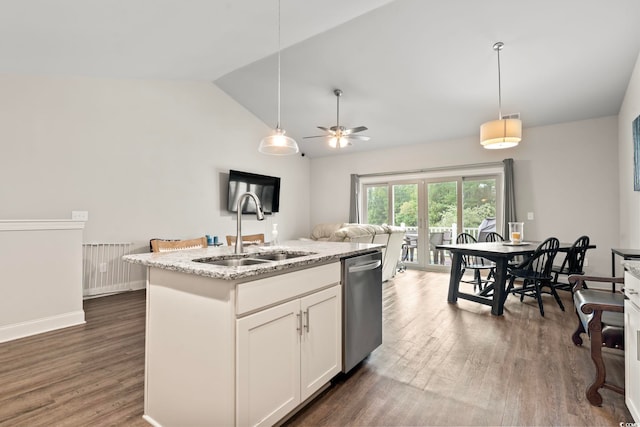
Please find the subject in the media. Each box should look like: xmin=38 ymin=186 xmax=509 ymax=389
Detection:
xmin=0 ymin=310 xmax=86 ymax=344
xmin=142 ymin=414 xmax=163 ymax=427
xmin=83 ymin=280 xmax=147 ymax=299
xmin=130 ymin=279 xmax=146 ymax=291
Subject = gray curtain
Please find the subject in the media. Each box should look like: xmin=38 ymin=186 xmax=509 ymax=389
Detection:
xmin=349 ymin=174 xmax=360 ymax=223
xmin=503 ymin=158 xmax=516 ymax=237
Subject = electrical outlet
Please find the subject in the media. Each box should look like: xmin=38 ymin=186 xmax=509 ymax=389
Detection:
xmin=72 ymin=211 xmax=89 ymax=221
xmin=99 ymin=262 xmax=107 ymax=273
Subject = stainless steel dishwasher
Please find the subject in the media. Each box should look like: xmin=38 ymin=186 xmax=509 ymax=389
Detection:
xmin=342 ymin=251 xmax=383 ymax=373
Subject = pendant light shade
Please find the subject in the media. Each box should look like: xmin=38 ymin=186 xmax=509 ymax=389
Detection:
xmin=480 ymin=118 xmax=521 ymax=149
xmin=481 ymin=42 xmax=522 ymax=149
xmin=259 ymin=0 xmax=299 ymax=156
xmin=259 ymin=128 xmax=299 ymax=155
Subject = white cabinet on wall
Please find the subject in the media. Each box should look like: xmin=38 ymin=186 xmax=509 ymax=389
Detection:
xmin=625 ymin=267 xmax=640 ymax=423
xmin=236 ymin=285 xmax=341 ymax=427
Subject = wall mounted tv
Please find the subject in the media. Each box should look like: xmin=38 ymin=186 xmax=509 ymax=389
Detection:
xmin=227 ymin=169 xmax=281 ymax=214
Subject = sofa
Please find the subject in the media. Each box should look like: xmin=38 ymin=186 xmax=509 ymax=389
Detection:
xmin=309 ymin=223 xmax=406 ymax=282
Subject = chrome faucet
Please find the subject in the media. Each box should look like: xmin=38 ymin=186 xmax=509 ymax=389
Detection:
xmin=235 ymin=191 xmax=265 ymax=254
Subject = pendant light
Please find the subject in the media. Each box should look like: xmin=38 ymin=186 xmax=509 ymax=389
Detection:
xmin=480 ymin=42 xmax=522 ymax=149
xmin=258 ymin=0 xmax=299 ymax=155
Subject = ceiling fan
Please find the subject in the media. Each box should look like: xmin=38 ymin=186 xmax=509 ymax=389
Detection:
xmin=303 ymin=89 xmax=370 ymax=148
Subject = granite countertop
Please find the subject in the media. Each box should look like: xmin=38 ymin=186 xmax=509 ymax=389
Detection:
xmin=623 ymin=260 xmax=640 ymax=280
xmin=123 ymin=240 xmax=383 ymax=281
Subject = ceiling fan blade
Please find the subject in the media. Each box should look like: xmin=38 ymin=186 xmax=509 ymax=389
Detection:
xmin=343 ymin=126 xmax=368 ymax=135
xmin=346 ymin=135 xmax=370 ymax=141
xmin=302 ymin=135 xmax=328 ymax=139
xmin=317 ymin=126 xmax=330 ymax=131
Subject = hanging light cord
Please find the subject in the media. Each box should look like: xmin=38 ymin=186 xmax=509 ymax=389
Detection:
xmin=494 ymin=41 xmax=504 ymax=120
xmin=276 ymin=0 xmax=282 ymax=130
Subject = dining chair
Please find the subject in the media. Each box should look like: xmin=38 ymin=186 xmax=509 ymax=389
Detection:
xmin=150 ymin=237 xmax=208 ymax=253
xmin=482 ymin=232 xmax=503 ymax=283
xmin=456 ymin=232 xmax=493 ymax=292
xmin=226 ymin=233 xmax=265 ymax=246
xmin=569 ymin=274 xmax=625 ymax=406
xmin=484 ymin=232 xmax=504 ymax=242
xmin=504 ymin=237 xmax=562 ymax=316
xmin=551 ymin=235 xmax=590 ymax=292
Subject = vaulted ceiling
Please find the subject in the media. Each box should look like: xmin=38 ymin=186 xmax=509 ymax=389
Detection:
xmin=3 ymin=0 xmax=640 ymax=157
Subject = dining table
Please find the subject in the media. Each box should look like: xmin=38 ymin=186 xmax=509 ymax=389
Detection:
xmin=436 ymin=240 xmax=596 ymax=316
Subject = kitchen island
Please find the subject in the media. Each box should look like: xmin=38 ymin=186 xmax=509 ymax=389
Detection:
xmin=124 ymin=240 xmax=382 ymax=427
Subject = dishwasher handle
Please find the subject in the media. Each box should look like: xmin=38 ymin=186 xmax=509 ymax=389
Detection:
xmin=348 ymin=260 xmax=382 ymax=273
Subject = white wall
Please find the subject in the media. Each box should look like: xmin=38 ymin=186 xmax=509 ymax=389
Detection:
xmin=310 ymin=116 xmax=619 ymax=276
xmin=0 ymin=75 xmax=310 ymax=283
xmin=618 ymin=51 xmax=640 ymax=248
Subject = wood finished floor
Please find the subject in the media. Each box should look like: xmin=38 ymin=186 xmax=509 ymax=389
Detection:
xmin=0 ymin=270 xmax=633 ymax=426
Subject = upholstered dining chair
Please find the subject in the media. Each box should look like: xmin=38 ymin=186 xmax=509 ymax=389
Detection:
xmin=150 ymin=237 xmax=208 ymax=253
xmin=456 ymin=232 xmax=493 ymax=292
xmin=226 ymin=233 xmax=265 ymax=247
xmin=569 ymin=274 xmax=625 ymax=406
xmin=504 ymin=237 xmax=561 ymax=316
xmin=551 ymin=235 xmax=590 ymax=292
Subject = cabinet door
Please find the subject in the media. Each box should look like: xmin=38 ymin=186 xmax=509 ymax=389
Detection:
xmin=237 ymin=300 xmax=301 ymax=427
xmin=300 ymin=285 xmax=342 ymax=401
xmin=626 ymin=299 xmax=640 ymax=423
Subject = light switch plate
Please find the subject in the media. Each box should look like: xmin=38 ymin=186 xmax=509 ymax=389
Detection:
xmin=72 ymin=211 xmax=89 ymax=221
xmin=527 ymin=212 xmax=534 ymax=220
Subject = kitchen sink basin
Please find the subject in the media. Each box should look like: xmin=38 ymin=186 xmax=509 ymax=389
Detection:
xmin=251 ymin=251 xmax=316 ymax=261
xmin=193 ymin=251 xmax=317 ymax=267
xmin=194 ymin=257 xmax=269 ymax=267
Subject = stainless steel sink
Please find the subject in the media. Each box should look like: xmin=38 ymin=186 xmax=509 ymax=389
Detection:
xmin=192 ymin=251 xmax=317 ymax=267
xmin=252 ymin=251 xmax=316 ymax=261
xmin=194 ymin=257 xmax=269 ymax=267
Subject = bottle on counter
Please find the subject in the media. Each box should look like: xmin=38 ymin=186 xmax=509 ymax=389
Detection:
xmin=271 ymin=224 xmax=279 ymax=246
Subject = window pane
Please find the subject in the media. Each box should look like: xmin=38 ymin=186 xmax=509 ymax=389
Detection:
xmin=366 ymin=186 xmax=389 ymax=225
xmin=427 ymin=181 xmax=457 ymax=265
xmin=392 ymin=184 xmax=417 ymax=227
xmin=462 ymin=178 xmax=497 ymax=240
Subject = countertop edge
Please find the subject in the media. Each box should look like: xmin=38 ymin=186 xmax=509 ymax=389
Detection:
xmin=124 ymin=241 xmax=383 ymax=281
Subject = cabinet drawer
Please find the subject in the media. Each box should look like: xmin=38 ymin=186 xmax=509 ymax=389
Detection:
xmin=236 ymin=262 xmax=340 ymax=316
xmin=626 ymin=271 xmax=640 ymax=308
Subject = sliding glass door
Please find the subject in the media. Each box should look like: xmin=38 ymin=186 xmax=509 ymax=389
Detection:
xmin=364 ymin=181 xmax=420 ymax=266
xmin=363 ymin=171 xmax=501 ymax=271
xmin=426 ymin=181 xmax=457 ymax=266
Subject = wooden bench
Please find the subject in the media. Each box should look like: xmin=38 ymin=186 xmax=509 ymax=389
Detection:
xmin=569 ymin=275 xmax=625 ymax=406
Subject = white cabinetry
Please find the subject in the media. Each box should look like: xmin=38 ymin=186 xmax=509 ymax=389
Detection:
xmin=237 ymin=286 xmax=341 ymax=427
xmin=625 ymin=269 xmax=640 ymax=423
xmin=143 ymin=261 xmax=341 ymax=427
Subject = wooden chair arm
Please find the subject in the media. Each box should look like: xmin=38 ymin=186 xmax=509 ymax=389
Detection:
xmin=575 ymin=291 xmax=625 ymax=315
xmin=568 ymin=274 xmax=624 ymax=292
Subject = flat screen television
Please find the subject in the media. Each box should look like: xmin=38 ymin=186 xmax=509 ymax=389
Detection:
xmin=227 ymin=169 xmax=280 ymax=214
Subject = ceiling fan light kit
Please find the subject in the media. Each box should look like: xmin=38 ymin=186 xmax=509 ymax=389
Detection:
xmin=480 ymin=41 xmax=522 ymax=149
xmin=303 ymin=88 xmax=370 ymax=149
xmin=258 ymin=0 xmax=299 ymax=156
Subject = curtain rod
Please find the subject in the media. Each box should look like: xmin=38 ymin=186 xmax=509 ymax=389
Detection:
xmin=355 ymin=160 xmax=507 ymax=179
